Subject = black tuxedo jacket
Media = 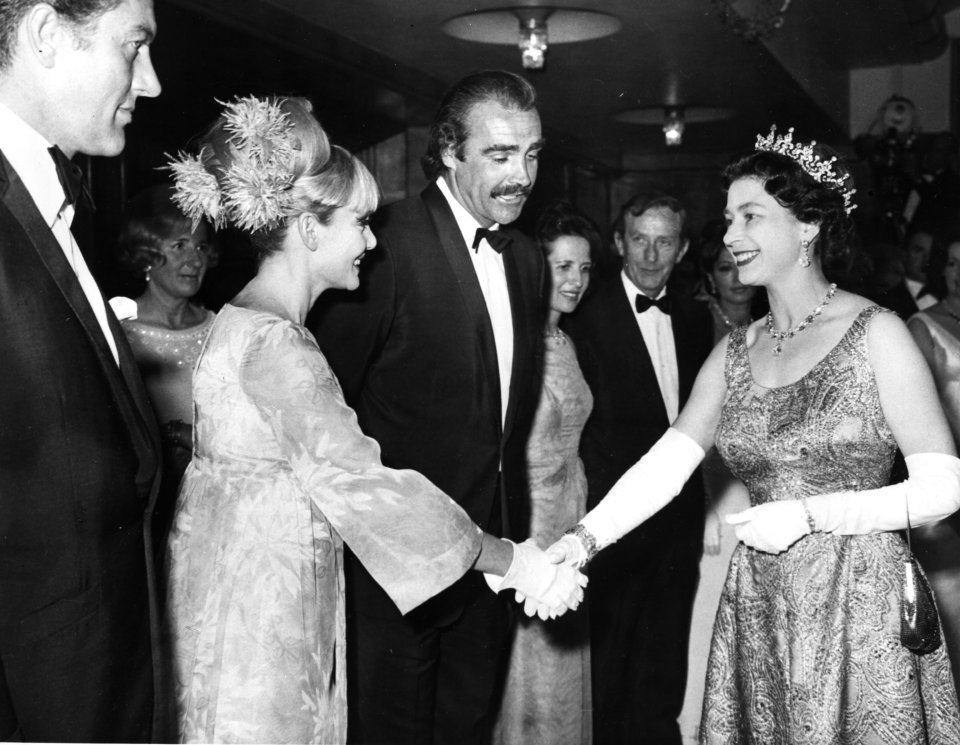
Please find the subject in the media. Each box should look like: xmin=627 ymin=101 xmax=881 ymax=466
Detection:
xmin=565 ymin=276 xmax=714 ymax=543
xmin=871 ymin=279 xmax=920 ymax=320
xmin=310 ymin=182 xmax=544 ymax=619
xmin=0 ymin=152 xmax=163 ymax=741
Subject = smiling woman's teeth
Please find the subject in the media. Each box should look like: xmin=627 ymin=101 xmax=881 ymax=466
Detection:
xmin=734 ymin=250 xmax=760 ymax=266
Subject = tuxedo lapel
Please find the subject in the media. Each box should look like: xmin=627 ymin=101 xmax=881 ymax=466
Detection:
xmin=500 ymin=239 xmax=536 ymax=441
xmin=421 ymin=184 xmax=503 ymax=433
xmin=1 ymin=155 xmax=159 ymax=493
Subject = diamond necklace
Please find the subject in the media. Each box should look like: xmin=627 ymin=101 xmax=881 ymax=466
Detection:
xmin=765 ymin=283 xmax=837 ymax=356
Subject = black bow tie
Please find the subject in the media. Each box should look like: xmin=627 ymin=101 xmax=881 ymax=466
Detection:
xmin=48 ymin=146 xmax=94 ymax=212
xmin=473 ymin=227 xmax=512 ymax=254
xmin=635 ymin=293 xmax=671 ymax=315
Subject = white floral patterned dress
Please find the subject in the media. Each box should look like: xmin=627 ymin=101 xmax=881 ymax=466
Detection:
xmin=166 ymin=305 xmax=482 ymax=744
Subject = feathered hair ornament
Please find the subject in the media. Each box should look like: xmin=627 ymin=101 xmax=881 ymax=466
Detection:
xmin=167 ymin=96 xmax=297 ymax=233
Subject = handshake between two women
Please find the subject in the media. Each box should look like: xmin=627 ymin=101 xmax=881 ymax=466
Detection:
xmin=483 ymin=537 xmax=589 ymax=621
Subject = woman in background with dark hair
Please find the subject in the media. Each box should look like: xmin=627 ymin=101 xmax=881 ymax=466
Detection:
xmin=549 ymin=127 xmax=960 ymax=742
xmin=494 ymin=200 xmax=597 ymax=745
xmin=114 ymin=184 xmax=215 ymax=544
xmin=908 ymin=233 xmax=960 ymax=697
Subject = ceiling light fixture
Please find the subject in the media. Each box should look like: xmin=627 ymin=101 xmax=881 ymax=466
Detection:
xmin=663 ymin=108 xmax=685 ymax=147
xmin=613 ymin=106 xmax=736 ymax=148
xmin=443 ymin=7 xmax=621 ymax=71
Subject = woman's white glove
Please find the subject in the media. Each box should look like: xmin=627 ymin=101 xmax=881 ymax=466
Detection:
xmin=805 ymin=452 xmax=960 ymax=534
xmin=484 ymin=539 xmax=588 ymax=620
xmin=544 ymin=428 xmax=705 ymax=568
xmin=580 ymin=428 xmax=705 ymax=550
xmin=726 ymin=500 xmax=809 ymax=553
xmin=725 ymin=453 xmax=960 ymax=554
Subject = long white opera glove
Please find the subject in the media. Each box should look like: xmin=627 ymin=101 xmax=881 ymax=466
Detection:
xmin=484 ymin=539 xmax=588 ymax=620
xmin=805 ymin=452 xmax=960 ymax=534
xmin=725 ymin=452 xmax=960 ymax=554
xmin=547 ymin=428 xmax=705 ymax=568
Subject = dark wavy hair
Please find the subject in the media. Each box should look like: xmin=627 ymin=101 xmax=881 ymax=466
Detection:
xmin=925 ymin=229 xmax=960 ymax=299
xmin=421 ymin=70 xmax=538 ymax=181
xmin=535 ymin=200 xmax=602 ymax=263
xmin=115 ymin=184 xmax=195 ymax=278
xmin=0 ymin=0 xmax=122 ymax=69
xmin=721 ymin=148 xmax=855 ymax=267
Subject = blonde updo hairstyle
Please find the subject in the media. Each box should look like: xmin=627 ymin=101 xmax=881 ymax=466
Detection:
xmin=196 ymin=96 xmax=379 ymax=261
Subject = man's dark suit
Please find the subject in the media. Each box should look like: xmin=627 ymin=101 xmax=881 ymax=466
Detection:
xmin=565 ymin=276 xmax=713 ymax=745
xmin=0 ymin=153 xmax=164 ymax=742
xmin=310 ymin=181 xmax=543 ymax=744
xmin=871 ymin=279 xmax=921 ymax=320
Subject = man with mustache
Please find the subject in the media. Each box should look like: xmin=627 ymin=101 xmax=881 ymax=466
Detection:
xmin=565 ymin=191 xmax=713 ymax=744
xmin=0 ymin=0 xmax=163 ymax=741
xmin=311 ymin=70 xmax=545 ymax=745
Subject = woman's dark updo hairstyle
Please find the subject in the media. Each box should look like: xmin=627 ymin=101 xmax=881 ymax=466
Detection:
xmin=721 ymin=146 xmax=855 ymax=268
xmin=534 ymin=199 xmax=602 ymax=263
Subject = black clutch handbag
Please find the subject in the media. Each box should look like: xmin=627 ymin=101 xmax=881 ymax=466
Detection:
xmin=901 ymin=495 xmax=942 ymax=655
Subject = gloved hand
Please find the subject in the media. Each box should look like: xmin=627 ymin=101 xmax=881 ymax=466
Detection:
xmin=545 ymin=534 xmax=588 ymax=569
xmin=485 ymin=539 xmax=588 ymax=620
xmin=726 ymin=499 xmax=810 ymax=554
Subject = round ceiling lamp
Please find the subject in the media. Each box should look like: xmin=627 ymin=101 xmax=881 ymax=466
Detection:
xmin=613 ymin=106 xmax=737 ymax=148
xmin=442 ymin=7 xmax=621 ymax=70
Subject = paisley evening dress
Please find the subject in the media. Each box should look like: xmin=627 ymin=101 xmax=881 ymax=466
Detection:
xmin=702 ymin=306 xmax=960 ymax=744
xmin=493 ymin=331 xmax=593 ymax=745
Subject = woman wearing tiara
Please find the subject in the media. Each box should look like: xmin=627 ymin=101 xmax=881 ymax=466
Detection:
xmin=163 ymin=96 xmax=585 ymax=744
xmin=548 ymin=126 xmax=960 ymax=742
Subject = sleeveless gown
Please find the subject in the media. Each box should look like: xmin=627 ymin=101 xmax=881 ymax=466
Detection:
xmin=493 ymin=331 xmax=594 ymax=745
xmin=702 ymin=306 xmax=960 ymax=744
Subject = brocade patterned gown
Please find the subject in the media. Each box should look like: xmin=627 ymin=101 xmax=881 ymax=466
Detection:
xmin=493 ymin=331 xmax=594 ymax=745
xmin=166 ymin=305 xmax=481 ymax=744
xmin=702 ymin=306 xmax=960 ymax=744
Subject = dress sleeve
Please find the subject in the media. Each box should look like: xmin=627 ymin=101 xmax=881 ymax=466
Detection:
xmin=239 ymin=318 xmax=482 ymax=614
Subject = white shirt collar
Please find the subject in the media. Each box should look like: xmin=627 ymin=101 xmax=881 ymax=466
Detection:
xmin=620 ymin=270 xmax=667 ymax=303
xmin=436 ymin=176 xmax=501 ymax=250
xmin=904 ymin=277 xmax=924 ymax=299
xmin=0 ymin=101 xmax=68 ymax=228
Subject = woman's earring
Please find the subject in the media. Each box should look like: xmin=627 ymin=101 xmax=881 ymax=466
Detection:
xmin=144 ymin=268 xmax=151 ymax=283
xmin=798 ymin=239 xmax=811 ymax=268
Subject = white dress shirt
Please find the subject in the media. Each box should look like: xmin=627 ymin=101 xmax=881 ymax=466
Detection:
xmin=621 ymin=271 xmax=680 ymax=423
xmin=0 ymin=102 xmax=120 ymax=365
xmin=436 ymin=177 xmax=514 ymax=427
xmin=905 ymin=277 xmax=938 ymax=311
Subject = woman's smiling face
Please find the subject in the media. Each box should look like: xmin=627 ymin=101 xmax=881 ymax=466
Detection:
xmin=723 ymin=176 xmax=810 ymax=285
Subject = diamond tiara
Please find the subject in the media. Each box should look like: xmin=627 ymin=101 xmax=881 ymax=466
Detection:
xmin=755 ymin=125 xmax=857 ymax=215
